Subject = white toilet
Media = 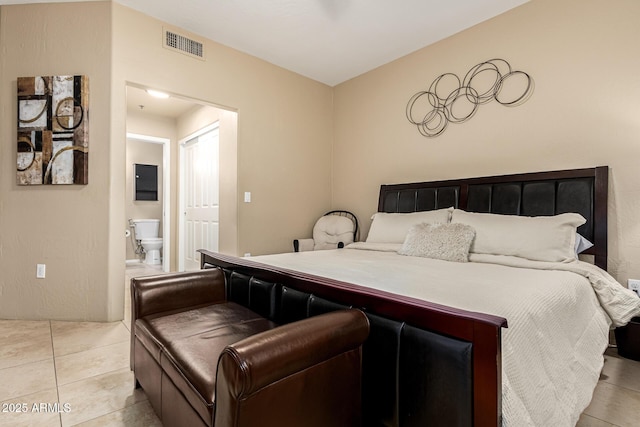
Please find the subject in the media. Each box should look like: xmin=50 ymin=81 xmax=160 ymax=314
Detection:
xmin=131 ymin=219 xmax=163 ymax=265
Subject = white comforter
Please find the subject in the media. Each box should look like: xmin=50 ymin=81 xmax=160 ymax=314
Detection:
xmin=251 ymin=244 xmax=640 ymax=427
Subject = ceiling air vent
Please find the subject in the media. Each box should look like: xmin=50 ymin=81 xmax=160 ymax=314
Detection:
xmin=163 ymin=28 xmax=205 ymax=60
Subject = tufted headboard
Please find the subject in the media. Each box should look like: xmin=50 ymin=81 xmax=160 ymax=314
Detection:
xmin=378 ymin=166 xmax=609 ymax=270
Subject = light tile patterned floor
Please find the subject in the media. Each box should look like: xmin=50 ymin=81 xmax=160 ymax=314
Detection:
xmin=577 ymin=347 xmax=640 ymax=426
xmin=0 ymin=263 xmax=162 ymax=427
xmin=0 ymin=263 xmax=639 ymax=426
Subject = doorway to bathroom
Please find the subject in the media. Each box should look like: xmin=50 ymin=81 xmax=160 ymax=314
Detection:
xmin=125 ymin=83 xmax=238 ymax=273
xmin=125 ymin=133 xmax=171 ymax=272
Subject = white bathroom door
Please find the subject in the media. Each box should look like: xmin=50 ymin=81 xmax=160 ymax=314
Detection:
xmin=182 ymin=126 xmax=219 ymax=271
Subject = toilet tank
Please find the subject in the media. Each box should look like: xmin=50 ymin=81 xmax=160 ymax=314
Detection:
xmin=131 ymin=219 xmax=160 ymax=239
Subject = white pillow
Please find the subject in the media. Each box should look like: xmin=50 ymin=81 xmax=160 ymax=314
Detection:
xmin=575 ymin=234 xmax=594 ymax=255
xmin=366 ymin=208 xmax=453 ymax=243
xmin=398 ymin=223 xmax=475 ymax=262
xmin=313 ymin=215 xmax=355 ymax=250
xmin=450 ymin=209 xmax=586 ymax=262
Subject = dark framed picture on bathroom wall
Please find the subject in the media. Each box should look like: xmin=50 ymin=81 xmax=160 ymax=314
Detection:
xmin=16 ymin=75 xmax=89 ymax=185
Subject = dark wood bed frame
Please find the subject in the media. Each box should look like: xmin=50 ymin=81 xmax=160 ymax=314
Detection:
xmin=199 ymin=166 xmax=608 ymax=427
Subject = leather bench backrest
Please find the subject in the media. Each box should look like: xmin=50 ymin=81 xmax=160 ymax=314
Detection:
xmin=226 ymin=270 xmax=473 ymax=427
xmin=228 ymin=273 xmax=278 ymax=319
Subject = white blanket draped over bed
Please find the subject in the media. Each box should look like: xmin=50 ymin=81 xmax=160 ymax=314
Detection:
xmin=251 ymin=243 xmax=640 ymax=427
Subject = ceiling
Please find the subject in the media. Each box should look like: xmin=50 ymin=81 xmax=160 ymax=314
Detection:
xmin=3 ymin=0 xmax=529 ymax=86
xmin=4 ymin=0 xmax=530 ymax=118
xmin=126 ymin=86 xmax=199 ymax=119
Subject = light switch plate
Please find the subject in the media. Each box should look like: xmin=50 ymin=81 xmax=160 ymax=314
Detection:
xmin=36 ymin=264 xmax=46 ymax=279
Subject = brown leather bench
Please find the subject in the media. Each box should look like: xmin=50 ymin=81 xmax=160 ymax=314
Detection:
xmin=130 ymin=268 xmax=370 ymax=427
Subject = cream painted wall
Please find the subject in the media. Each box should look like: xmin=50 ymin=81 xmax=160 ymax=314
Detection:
xmin=111 ymin=3 xmax=334 ymax=263
xmin=176 ymin=105 xmax=221 ymax=140
xmin=0 ymin=2 xmax=115 ymax=320
xmin=4 ymin=0 xmax=635 ymax=321
xmin=215 ymin=110 xmax=238 ymax=256
xmin=333 ymin=0 xmax=640 ymax=285
xmin=0 ymin=1 xmax=332 ymax=321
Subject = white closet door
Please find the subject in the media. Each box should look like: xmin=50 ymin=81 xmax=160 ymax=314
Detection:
xmin=183 ymin=127 xmax=219 ymax=271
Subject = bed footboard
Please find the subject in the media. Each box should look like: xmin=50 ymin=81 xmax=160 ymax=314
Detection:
xmin=199 ymin=250 xmax=506 ymax=427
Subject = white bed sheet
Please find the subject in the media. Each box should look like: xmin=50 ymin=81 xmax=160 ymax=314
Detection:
xmin=251 ymin=245 xmax=640 ymax=427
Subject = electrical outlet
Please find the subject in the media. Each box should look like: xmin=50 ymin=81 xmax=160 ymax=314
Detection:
xmin=36 ymin=264 xmax=46 ymax=279
xmin=628 ymin=279 xmax=640 ymax=297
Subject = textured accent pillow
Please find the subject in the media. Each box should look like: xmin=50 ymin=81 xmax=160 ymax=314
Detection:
xmin=450 ymin=209 xmax=586 ymax=262
xmin=398 ymin=223 xmax=476 ymax=262
xmin=366 ymin=208 xmax=453 ymax=243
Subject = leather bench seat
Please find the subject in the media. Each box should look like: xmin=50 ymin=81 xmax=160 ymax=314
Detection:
xmin=136 ymin=302 xmax=278 ymax=423
xmin=131 ymin=268 xmax=370 ymax=427
xmin=136 ymin=302 xmax=275 ymax=364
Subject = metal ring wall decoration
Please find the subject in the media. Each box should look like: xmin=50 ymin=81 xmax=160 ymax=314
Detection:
xmin=406 ymin=59 xmax=533 ymax=138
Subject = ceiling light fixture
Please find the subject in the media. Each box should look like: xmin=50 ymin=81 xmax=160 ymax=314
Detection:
xmin=146 ymin=89 xmax=170 ymax=99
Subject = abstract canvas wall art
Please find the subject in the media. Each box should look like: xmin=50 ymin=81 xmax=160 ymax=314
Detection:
xmin=17 ymin=75 xmax=89 ymax=185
